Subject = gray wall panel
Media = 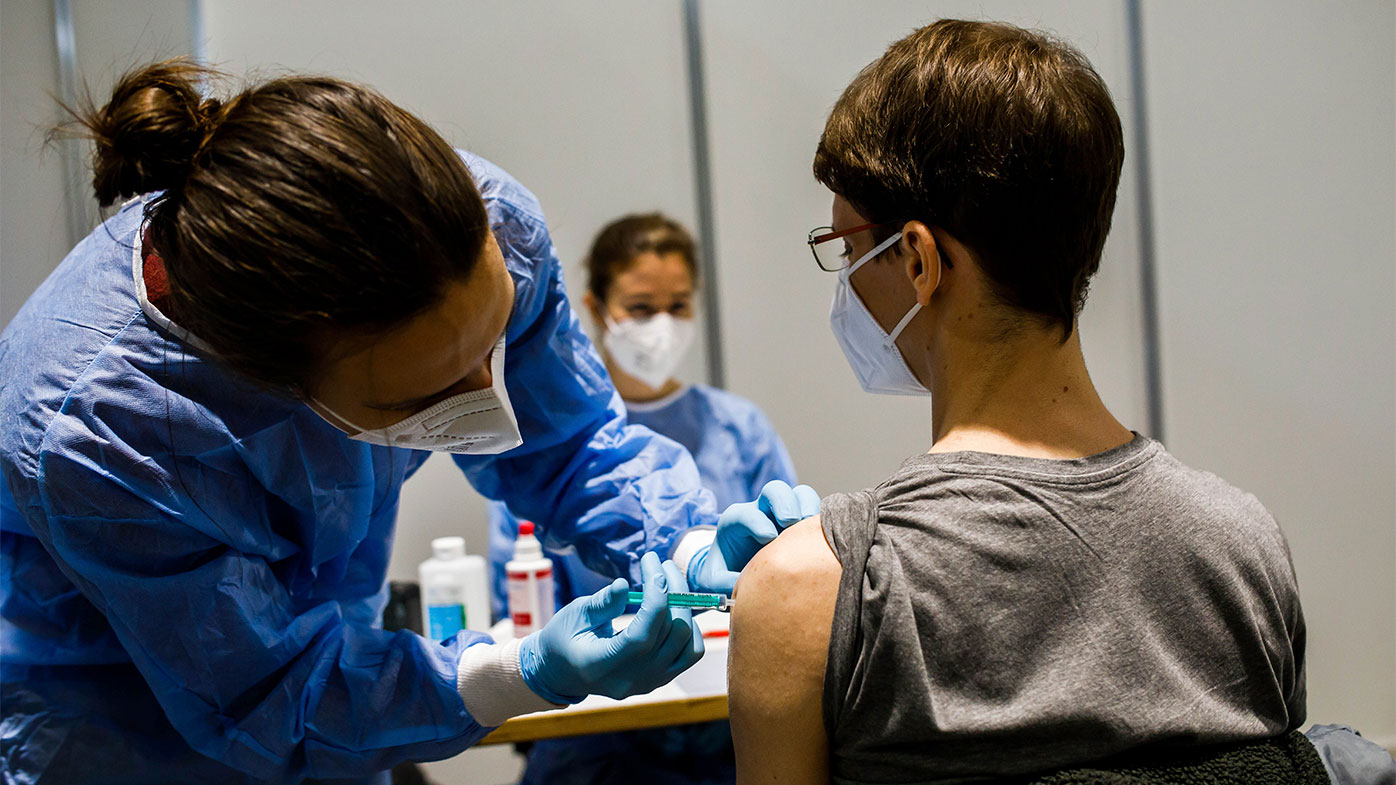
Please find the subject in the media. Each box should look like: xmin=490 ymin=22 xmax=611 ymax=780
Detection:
xmin=1142 ymin=0 xmax=1395 ymax=744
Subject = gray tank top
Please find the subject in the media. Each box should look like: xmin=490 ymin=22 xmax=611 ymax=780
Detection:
xmin=820 ymin=435 xmax=1306 ymax=784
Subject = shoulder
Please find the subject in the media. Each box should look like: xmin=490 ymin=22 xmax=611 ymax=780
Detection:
xmin=456 ymin=151 xmax=563 ymax=336
xmin=740 ymin=516 xmax=842 ymax=595
xmin=0 ymin=203 xmax=149 ymax=475
xmin=457 ymin=149 xmax=546 ymax=226
xmin=691 ymin=385 xmax=779 ymax=438
xmin=1148 ymin=447 xmax=1283 ymax=539
xmin=728 ymin=517 xmax=840 ymax=774
xmin=732 ymin=517 xmax=841 ymax=682
xmin=692 ymin=384 xmax=762 ymax=416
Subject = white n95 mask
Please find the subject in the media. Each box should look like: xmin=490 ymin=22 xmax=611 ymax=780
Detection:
xmin=312 ymin=336 xmax=523 ymax=454
xmin=829 ymin=231 xmax=931 ymax=396
xmin=602 ymin=312 xmax=696 ymax=389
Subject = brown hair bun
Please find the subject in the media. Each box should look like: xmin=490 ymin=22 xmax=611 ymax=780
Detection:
xmin=68 ymin=59 xmax=219 ymax=206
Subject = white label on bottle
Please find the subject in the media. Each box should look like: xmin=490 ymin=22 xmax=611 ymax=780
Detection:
xmin=507 ymin=569 xmax=554 ymax=637
xmin=423 ymin=582 xmax=465 ymax=607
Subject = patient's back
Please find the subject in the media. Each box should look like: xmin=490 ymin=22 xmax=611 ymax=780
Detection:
xmin=820 ymin=434 xmax=1305 ymax=784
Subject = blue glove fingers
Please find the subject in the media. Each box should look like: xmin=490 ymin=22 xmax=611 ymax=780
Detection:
xmin=661 ymin=558 xmax=704 ymax=671
xmin=793 ymin=484 xmax=822 ymax=520
xmin=756 ymin=480 xmax=797 ymax=527
xmin=715 ymin=502 xmax=779 ymax=570
xmin=644 ymin=611 xmax=696 ymax=693
xmin=630 ymin=560 xmax=703 ymax=695
xmin=621 ymin=552 xmax=672 ymax=656
xmin=757 ymin=480 xmax=821 ymax=530
xmin=692 ymin=546 xmax=738 ymax=596
xmin=573 ymin=578 xmax=630 ymax=635
xmin=665 ymin=552 xmax=694 ymax=594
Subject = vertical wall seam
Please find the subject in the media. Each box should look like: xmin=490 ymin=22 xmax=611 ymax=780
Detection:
xmin=52 ymin=0 xmax=87 ymax=249
xmin=190 ymin=0 xmax=207 ymax=65
xmin=1125 ymin=0 xmax=1166 ymax=442
xmin=682 ymin=0 xmax=725 ymax=389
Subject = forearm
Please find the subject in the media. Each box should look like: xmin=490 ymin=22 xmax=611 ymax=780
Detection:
xmin=45 ymin=516 xmax=494 ymax=780
xmin=150 ymin=621 xmax=493 ymax=779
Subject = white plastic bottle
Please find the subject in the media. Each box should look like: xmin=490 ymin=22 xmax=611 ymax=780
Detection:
xmin=418 ymin=536 xmax=490 ymax=640
xmin=506 ymin=521 xmax=554 ymax=638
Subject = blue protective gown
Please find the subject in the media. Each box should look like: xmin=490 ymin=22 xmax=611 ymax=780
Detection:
xmin=488 ymin=384 xmax=797 ymax=785
xmin=0 ymin=151 xmax=716 ymax=784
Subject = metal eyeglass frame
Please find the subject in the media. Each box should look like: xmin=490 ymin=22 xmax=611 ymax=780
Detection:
xmin=807 ymin=222 xmax=887 ymax=272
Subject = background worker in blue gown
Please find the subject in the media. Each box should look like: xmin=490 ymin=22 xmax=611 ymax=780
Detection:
xmin=489 ymin=213 xmax=798 ymax=785
xmin=0 ymin=62 xmax=817 ymax=785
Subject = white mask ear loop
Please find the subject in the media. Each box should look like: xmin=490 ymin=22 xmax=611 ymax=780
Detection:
xmin=845 ymin=230 xmax=920 ymax=346
xmin=885 ymin=302 xmax=923 ymax=346
xmin=884 ymin=245 xmax=952 ymax=346
xmin=847 ymin=231 xmax=904 ymax=275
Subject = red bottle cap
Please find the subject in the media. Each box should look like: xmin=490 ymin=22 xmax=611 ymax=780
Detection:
xmin=518 ymin=521 xmax=534 ymax=536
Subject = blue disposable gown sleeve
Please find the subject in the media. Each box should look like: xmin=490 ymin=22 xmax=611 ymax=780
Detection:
xmin=451 ymin=159 xmax=717 ymax=585
xmin=30 ymin=439 xmax=493 ymax=782
xmin=740 ymin=405 xmax=799 ymax=500
xmin=486 ymin=499 xmax=517 ymax=621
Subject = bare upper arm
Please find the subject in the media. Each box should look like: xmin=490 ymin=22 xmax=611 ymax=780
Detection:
xmin=728 ymin=516 xmax=842 ymax=784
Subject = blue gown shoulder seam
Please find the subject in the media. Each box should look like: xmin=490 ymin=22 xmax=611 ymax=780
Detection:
xmin=487 ymin=195 xmax=546 ymax=229
xmin=29 ymin=308 xmax=148 ymax=485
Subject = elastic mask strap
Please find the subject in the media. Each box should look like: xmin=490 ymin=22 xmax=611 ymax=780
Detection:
xmin=886 ymin=302 xmax=923 ymax=345
xmin=848 ymin=232 xmax=904 ymax=275
xmin=308 ymin=397 xmax=367 ymax=436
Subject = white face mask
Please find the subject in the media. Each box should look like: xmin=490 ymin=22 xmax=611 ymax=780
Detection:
xmin=311 ymin=336 xmax=523 ymax=454
xmin=828 ymin=231 xmax=931 ymax=396
xmin=602 ymin=311 xmax=696 ymax=389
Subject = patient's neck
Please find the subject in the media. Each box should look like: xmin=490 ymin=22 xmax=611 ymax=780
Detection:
xmin=926 ymin=325 xmax=1133 ymax=459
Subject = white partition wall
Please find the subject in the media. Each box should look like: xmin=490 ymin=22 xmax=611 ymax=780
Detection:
xmin=697 ymin=0 xmax=1150 ymax=509
xmin=1 ymin=0 xmax=195 ymax=327
xmin=1140 ymin=0 xmax=1396 ymax=744
xmin=1 ymin=0 xmax=70 ymax=326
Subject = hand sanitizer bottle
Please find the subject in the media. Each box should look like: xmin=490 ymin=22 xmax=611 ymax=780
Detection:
xmin=418 ymin=536 xmax=489 ymax=640
xmin=506 ymin=521 xmax=554 ymax=637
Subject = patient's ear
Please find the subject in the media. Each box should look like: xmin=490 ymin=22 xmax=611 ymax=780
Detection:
xmin=901 ymin=221 xmax=944 ymax=307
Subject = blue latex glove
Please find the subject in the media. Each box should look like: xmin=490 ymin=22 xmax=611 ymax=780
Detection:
xmin=689 ymin=479 xmax=821 ymax=595
xmin=519 ymin=552 xmax=703 ymax=704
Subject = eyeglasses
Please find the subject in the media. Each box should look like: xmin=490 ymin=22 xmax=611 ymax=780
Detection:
xmin=807 ymin=223 xmax=887 ymax=272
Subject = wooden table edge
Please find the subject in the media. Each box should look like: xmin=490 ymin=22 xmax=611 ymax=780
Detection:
xmin=478 ymin=694 xmax=729 ymax=745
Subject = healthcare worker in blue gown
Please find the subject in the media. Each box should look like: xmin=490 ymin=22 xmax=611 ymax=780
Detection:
xmin=0 ymin=62 xmax=818 ymax=785
xmin=489 ymin=214 xmax=798 ymax=785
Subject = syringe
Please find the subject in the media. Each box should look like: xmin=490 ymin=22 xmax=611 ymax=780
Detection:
xmin=626 ymin=590 xmax=733 ymax=612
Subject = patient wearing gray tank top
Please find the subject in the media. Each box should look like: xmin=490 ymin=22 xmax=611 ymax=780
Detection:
xmin=820 ymin=434 xmax=1306 ymax=783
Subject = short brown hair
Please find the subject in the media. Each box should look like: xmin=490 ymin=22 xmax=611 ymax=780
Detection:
xmin=813 ymin=19 xmax=1124 ymax=335
xmin=584 ymin=213 xmax=698 ymax=302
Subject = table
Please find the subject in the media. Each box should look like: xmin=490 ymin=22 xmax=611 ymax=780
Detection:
xmin=476 ymin=612 xmax=731 ymax=745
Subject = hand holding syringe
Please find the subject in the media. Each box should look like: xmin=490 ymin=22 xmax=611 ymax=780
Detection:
xmin=626 ymin=590 xmax=733 ymax=612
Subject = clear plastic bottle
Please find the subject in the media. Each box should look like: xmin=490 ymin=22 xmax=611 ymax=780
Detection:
xmin=506 ymin=521 xmax=554 ymax=638
xmin=418 ymin=536 xmax=490 ymax=640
